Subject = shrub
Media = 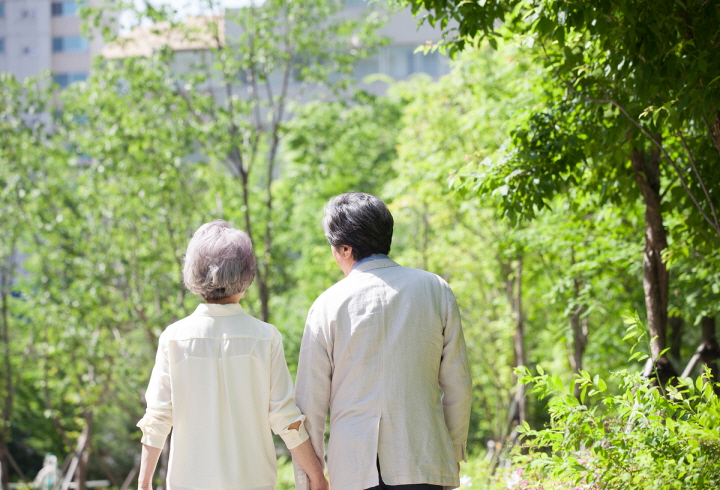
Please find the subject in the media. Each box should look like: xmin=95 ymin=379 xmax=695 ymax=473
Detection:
xmin=515 ymin=312 xmax=720 ymax=489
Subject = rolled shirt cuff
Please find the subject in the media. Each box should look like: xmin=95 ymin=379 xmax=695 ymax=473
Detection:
xmin=279 ymin=420 xmax=310 ymax=449
xmin=455 ymin=443 xmax=467 ymax=463
xmin=140 ymin=431 xmax=169 ymax=449
xmin=137 ymin=415 xmax=171 ymax=449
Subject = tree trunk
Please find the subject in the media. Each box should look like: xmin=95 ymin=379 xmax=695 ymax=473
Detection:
xmin=62 ymin=413 xmax=92 ymax=490
xmin=258 ymin=278 xmax=270 ymax=323
xmin=0 ymin=442 xmax=9 ymax=490
xmin=490 ymin=253 xmax=526 ymax=476
xmin=510 ymin=255 xmax=526 ymax=425
xmin=568 ymin=248 xmax=588 ymax=399
xmin=631 ymin=144 xmax=677 ymax=385
xmin=668 ymin=316 xmax=684 ymax=363
xmin=74 ymin=413 xmax=93 ymax=490
xmin=0 ymin=238 xmax=17 ymax=490
xmin=570 ymin=311 xmax=588 ymax=399
xmin=700 ymin=315 xmax=720 ymax=381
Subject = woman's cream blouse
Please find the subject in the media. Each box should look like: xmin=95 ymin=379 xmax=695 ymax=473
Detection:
xmin=137 ymin=303 xmax=309 ymax=490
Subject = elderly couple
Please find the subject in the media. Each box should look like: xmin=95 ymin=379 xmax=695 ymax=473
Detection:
xmin=136 ymin=193 xmax=472 ymax=490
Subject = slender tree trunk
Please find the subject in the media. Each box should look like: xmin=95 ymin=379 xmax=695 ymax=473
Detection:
xmin=510 ymin=255 xmax=526 ymax=425
xmin=490 ymin=253 xmax=526 ymax=476
xmin=119 ymin=454 xmax=140 ymax=490
xmin=62 ymin=413 xmax=92 ymax=490
xmin=0 ymin=443 xmax=9 ymax=490
xmin=74 ymin=413 xmax=93 ymax=490
xmin=669 ymin=316 xmax=684 ymax=363
xmin=568 ymin=248 xmax=588 ymax=399
xmin=631 ymin=144 xmax=677 ymax=385
xmin=711 ymin=111 xmax=720 ymax=155
xmin=570 ymin=311 xmax=588 ymax=399
xmin=700 ymin=315 xmax=720 ymax=381
xmin=0 ymin=238 xmax=17 ymax=490
xmin=94 ymin=448 xmax=120 ymax=489
xmin=569 ymin=313 xmax=588 ymax=374
xmin=0 ymin=444 xmax=24 ymax=487
xmin=258 ymin=279 xmax=270 ymax=322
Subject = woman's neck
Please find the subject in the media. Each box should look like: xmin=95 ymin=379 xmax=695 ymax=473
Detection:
xmin=205 ymin=292 xmax=244 ymax=304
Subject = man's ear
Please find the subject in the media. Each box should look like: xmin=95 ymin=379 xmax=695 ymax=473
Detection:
xmin=342 ymin=245 xmax=353 ymax=259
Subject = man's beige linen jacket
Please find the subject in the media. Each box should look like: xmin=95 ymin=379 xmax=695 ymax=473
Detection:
xmin=294 ymin=258 xmax=472 ymax=490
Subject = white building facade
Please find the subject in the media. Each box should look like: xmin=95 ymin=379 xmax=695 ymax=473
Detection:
xmin=347 ymin=2 xmax=450 ymax=83
xmin=0 ymin=0 xmax=103 ymax=85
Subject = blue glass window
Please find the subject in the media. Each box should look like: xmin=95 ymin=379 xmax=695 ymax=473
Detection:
xmin=0 ymin=39 xmax=5 ymax=54
xmin=407 ymin=49 xmax=441 ymax=77
xmin=53 ymin=72 xmax=88 ymax=88
xmin=52 ymin=36 xmax=88 ymax=53
xmin=52 ymin=1 xmax=81 ymax=17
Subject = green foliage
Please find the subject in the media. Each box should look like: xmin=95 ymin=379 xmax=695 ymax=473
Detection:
xmin=515 ymin=316 xmax=720 ymax=489
xmin=402 ymin=0 xmax=720 ymax=394
xmin=404 ymin=0 xmax=720 ymax=242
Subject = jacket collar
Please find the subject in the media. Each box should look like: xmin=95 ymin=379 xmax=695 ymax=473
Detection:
xmin=193 ymin=302 xmax=247 ymax=317
xmin=349 ymin=258 xmax=401 ymax=276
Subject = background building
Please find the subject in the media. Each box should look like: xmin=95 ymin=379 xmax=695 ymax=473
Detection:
xmin=0 ymin=0 xmax=104 ymax=86
xmin=347 ymin=2 xmax=451 ymax=83
xmin=102 ymin=1 xmax=451 ymax=95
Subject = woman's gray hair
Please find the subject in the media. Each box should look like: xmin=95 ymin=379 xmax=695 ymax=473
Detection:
xmin=183 ymin=220 xmax=256 ymax=300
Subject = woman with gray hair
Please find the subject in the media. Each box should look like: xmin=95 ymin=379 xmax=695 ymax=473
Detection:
xmin=136 ymin=220 xmax=328 ymax=490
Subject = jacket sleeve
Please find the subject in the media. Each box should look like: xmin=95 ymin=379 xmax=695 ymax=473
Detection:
xmin=137 ymin=333 xmax=173 ymax=448
xmin=268 ymin=329 xmax=310 ymax=449
xmin=292 ymin=306 xmax=332 ymax=490
xmin=439 ymin=283 xmax=473 ymax=463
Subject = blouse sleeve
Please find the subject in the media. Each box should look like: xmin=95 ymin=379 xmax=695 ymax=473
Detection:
xmin=137 ymin=333 xmax=174 ymax=448
xmin=268 ymin=329 xmax=310 ymax=449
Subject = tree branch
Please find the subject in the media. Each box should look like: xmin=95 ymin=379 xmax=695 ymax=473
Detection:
xmin=577 ymin=87 xmax=720 ymax=238
xmin=677 ymin=129 xmax=720 ymax=231
xmin=702 ymin=113 xmax=720 ymax=156
xmin=537 ymin=40 xmax=720 ymax=238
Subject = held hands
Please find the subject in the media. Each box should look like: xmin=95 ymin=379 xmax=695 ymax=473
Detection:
xmin=308 ymin=474 xmax=330 ymax=490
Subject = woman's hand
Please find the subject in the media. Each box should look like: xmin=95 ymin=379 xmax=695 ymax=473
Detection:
xmin=289 ymin=437 xmax=328 ymax=490
xmin=137 ymin=443 xmax=163 ymax=490
xmin=309 ymin=474 xmax=330 ymax=490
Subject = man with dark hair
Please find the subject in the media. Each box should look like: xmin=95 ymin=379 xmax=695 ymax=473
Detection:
xmin=294 ymin=193 xmax=472 ymax=490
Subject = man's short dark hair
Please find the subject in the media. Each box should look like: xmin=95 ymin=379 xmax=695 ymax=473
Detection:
xmin=322 ymin=193 xmax=393 ymax=261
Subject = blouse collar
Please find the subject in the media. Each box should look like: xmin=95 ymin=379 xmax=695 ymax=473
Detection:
xmin=193 ymin=302 xmax=247 ymax=317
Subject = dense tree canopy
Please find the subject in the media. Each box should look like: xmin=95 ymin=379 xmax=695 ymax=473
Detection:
xmin=402 ymin=0 xmax=720 ymax=378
